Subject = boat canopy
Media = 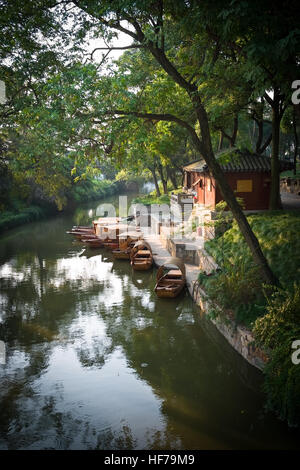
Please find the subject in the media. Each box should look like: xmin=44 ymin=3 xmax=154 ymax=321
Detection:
xmin=130 ymin=240 xmax=152 ymax=258
xmin=118 ymin=231 xmax=142 ymax=239
xmin=156 ymin=257 xmax=186 ymax=281
xmin=93 ymin=217 xmax=121 ymax=225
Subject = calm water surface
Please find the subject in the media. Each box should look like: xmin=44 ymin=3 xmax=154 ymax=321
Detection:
xmin=0 ymin=195 xmax=299 ymax=449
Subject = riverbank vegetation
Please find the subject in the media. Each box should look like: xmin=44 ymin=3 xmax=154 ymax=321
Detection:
xmin=1 ymin=1 xmax=299 ymax=287
xmin=201 ymin=211 xmax=300 ymax=323
xmin=1 ymin=0 xmax=300 ymax=428
xmin=200 ymin=211 xmax=300 ymax=425
xmin=0 ymin=170 xmax=122 ymax=233
xmin=254 ymin=285 xmax=300 ymax=427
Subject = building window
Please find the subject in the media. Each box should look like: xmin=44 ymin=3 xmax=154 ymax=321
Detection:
xmin=207 ymin=179 xmax=212 ymax=191
xmin=237 ymin=179 xmax=253 ymax=192
xmin=199 ymin=179 xmax=203 ymax=189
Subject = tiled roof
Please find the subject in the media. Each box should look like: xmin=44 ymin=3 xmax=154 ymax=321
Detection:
xmin=183 ymin=150 xmax=293 ymax=173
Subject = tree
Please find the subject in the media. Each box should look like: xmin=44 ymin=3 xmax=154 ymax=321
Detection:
xmin=200 ymin=0 xmax=299 ymax=208
xmin=52 ymin=0 xmax=279 ymax=285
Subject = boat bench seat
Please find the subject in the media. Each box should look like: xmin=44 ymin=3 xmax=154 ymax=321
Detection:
xmin=167 ymin=269 xmax=182 ymax=278
xmin=160 ymin=278 xmax=183 ymax=284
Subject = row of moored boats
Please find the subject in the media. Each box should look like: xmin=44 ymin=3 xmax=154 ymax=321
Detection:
xmin=67 ymin=217 xmax=186 ymax=298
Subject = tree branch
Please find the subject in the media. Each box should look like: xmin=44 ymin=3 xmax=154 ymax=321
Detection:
xmin=93 ymin=109 xmax=206 ymax=155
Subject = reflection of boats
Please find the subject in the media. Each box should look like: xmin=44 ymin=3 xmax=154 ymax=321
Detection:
xmin=112 ymin=231 xmax=143 ymax=260
xmin=154 ymin=257 xmax=186 ymax=298
xmin=131 ymin=269 xmax=155 ymax=289
xmin=130 ymin=240 xmax=153 ymax=271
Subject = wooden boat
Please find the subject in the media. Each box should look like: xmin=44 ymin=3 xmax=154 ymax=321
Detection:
xmin=130 ymin=240 xmax=153 ymax=271
xmin=82 ymin=237 xmax=105 ymax=248
xmin=154 ymin=257 xmax=186 ymax=298
xmin=67 ymin=218 xmax=122 ymax=239
xmin=103 ymin=241 xmax=119 ymax=250
xmin=112 ymin=231 xmax=143 ymax=260
xmin=112 ymin=249 xmax=131 ymax=260
xmin=67 ymin=216 xmax=136 ymax=241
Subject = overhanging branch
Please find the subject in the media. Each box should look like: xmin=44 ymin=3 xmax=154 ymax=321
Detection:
xmin=93 ymin=109 xmax=206 ymax=155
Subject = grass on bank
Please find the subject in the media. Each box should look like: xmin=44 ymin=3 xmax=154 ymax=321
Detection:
xmin=199 ymin=210 xmax=300 ymax=326
xmin=131 ymin=180 xmax=183 ymax=205
xmin=132 ymin=193 xmax=171 ymax=205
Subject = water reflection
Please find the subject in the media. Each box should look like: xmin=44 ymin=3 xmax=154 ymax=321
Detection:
xmin=0 ymin=197 xmax=299 ymax=449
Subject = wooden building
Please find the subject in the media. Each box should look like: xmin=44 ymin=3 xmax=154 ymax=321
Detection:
xmin=183 ymin=151 xmax=293 ymax=211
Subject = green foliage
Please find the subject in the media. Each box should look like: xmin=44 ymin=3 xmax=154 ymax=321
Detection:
xmin=70 ymin=178 xmax=119 ymax=203
xmin=132 ymin=194 xmax=170 ymax=206
xmin=201 ymin=211 xmax=300 ymax=326
xmin=0 ymin=205 xmax=47 ymax=233
xmin=253 ymin=285 xmax=300 ymax=426
xmin=198 ymin=262 xmax=265 ymax=327
xmin=280 ymin=163 xmax=300 ymax=179
xmin=205 ymin=212 xmax=300 ymax=286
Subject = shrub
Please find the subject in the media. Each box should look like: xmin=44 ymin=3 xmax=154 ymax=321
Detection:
xmin=253 ymin=284 xmax=300 ymax=427
xmin=198 ymin=261 xmax=265 ymax=326
xmin=132 ymin=194 xmax=170 ymax=205
xmin=0 ymin=205 xmax=46 ymax=232
xmin=70 ymin=178 xmax=119 ymax=203
xmin=205 ymin=212 xmax=300 ymax=287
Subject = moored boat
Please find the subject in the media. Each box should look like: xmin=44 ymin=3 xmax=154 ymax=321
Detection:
xmin=103 ymin=241 xmax=119 ymax=250
xmin=82 ymin=237 xmax=105 ymax=248
xmin=112 ymin=231 xmax=143 ymax=260
xmin=130 ymin=240 xmax=153 ymax=271
xmin=154 ymin=257 xmax=186 ymax=298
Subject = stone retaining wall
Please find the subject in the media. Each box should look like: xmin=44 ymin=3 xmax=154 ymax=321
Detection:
xmin=189 ymin=282 xmax=267 ymax=370
xmin=153 ymin=228 xmax=267 ymax=371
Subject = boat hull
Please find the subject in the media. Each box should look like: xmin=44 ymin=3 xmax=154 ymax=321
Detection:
xmin=131 ymin=260 xmax=153 ymax=271
xmin=112 ymin=250 xmax=131 ymax=260
xmin=155 ymin=284 xmax=184 ymax=298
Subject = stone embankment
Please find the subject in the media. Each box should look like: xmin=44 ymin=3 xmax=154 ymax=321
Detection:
xmin=143 ymin=230 xmax=267 ymax=371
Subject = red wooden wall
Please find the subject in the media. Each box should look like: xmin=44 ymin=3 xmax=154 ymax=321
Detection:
xmin=189 ymin=171 xmax=271 ymax=210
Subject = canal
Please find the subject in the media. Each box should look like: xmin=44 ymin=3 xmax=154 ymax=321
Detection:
xmin=0 ymin=195 xmax=299 ymax=449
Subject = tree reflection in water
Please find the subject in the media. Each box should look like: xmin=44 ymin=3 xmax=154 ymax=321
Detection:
xmin=0 ymin=200 xmax=300 ymax=450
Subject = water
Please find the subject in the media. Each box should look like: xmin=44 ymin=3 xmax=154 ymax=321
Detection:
xmin=0 ymin=195 xmax=299 ymax=450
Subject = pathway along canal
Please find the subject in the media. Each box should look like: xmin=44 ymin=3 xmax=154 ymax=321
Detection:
xmin=0 ymin=195 xmax=299 ymax=450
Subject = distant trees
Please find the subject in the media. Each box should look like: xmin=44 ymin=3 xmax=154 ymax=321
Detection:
xmin=1 ymin=0 xmax=299 ymax=285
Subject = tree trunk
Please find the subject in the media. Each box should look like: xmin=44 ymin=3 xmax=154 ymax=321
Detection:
xmin=293 ymin=105 xmax=299 ymax=175
xmin=167 ymin=167 xmax=178 ymax=190
xmin=230 ymin=114 xmax=238 ymax=147
xmin=218 ymin=131 xmax=224 ymax=151
xmin=149 ymin=167 xmax=160 ymax=196
xmin=158 ymin=163 xmax=168 ymax=194
xmin=255 ymin=119 xmax=263 ymax=153
xmin=189 ymin=95 xmax=279 ymax=286
xmin=110 ymin=32 xmax=279 ymax=286
xmin=269 ymin=88 xmax=282 ymax=210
